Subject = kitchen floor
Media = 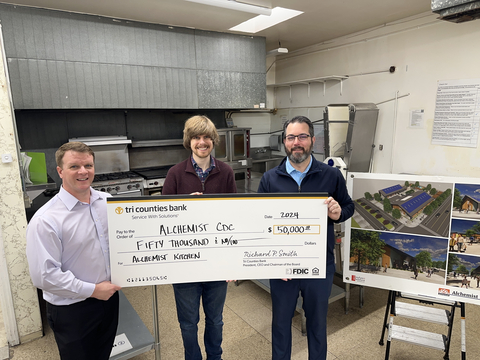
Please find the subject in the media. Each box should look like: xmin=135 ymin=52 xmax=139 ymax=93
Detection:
xmin=4 ymin=279 xmax=480 ymax=360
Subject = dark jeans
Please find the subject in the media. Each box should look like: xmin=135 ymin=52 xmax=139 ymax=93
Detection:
xmin=46 ymin=291 xmax=119 ymax=360
xmin=173 ymin=281 xmax=228 ymax=360
xmin=270 ymin=262 xmax=335 ymax=360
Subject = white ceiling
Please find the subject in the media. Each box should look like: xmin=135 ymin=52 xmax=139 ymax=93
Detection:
xmin=3 ymin=0 xmax=433 ymax=53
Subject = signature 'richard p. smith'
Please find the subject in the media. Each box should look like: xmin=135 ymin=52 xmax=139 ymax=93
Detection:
xmin=244 ymin=250 xmax=298 ymax=258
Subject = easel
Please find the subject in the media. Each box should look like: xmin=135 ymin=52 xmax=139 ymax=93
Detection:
xmin=379 ymin=291 xmax=466 ymax=360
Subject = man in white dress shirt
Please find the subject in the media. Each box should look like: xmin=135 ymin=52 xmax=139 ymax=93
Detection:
xmin=26 ymin=142 xmax=121 ymax=360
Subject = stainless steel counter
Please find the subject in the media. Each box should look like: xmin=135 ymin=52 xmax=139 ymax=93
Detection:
xmin=25 ymin=177 xmax=58 ymax=208
xmin=236 ymin=172 xmax=263 ymax=193
xmin=250 ymin=156 xmax=283 ymax=173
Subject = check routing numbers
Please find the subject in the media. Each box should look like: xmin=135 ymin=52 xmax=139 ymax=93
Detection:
xmin=107 ymin=194 xmax=328 ymax=286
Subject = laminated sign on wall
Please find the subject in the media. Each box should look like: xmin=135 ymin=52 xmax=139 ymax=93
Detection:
xmin=344 ymin=172 xmax=480 ymax=305
xmin=432 ymin=78 xmax=480 ymax=148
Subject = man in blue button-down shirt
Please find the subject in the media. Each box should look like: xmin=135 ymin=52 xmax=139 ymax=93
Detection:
xmin=26 ymin=142 xmax=121 ymax=360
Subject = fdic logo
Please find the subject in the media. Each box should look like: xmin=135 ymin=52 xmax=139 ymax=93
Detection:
xmin=286 ymin=268 xmax=309 ymax=275
xmin=438 ymin=288 xmax=451 ymax=296
xmin=115 ymin=207 xmax=124 ymax=215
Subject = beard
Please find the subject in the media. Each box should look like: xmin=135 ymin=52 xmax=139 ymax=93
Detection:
xmin=285 ymin=143 xmax=313 ymax=164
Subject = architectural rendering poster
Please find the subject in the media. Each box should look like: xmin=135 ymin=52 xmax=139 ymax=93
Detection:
xmin=344 ymin=172 xmax=480 ymax=305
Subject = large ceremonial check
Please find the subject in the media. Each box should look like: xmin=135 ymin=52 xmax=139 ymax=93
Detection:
xmin=107 ymin=193 xmax=328 ymax=287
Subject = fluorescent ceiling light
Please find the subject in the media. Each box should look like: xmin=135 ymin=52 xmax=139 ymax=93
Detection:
xmin=185 ymin=0 xmax=272 ymax=16
xmin=229 ymin=7 xmax=303 ymax=33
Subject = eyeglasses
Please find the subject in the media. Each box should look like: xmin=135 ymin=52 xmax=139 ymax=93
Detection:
xmin=285 ymin=134 xmax=311 ymax=142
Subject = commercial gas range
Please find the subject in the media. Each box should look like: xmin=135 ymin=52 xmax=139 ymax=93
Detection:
xmin=131 ymin=165 xmax=174 ymax=195
xmin=91 ymin=171 xmax=144 ymax=196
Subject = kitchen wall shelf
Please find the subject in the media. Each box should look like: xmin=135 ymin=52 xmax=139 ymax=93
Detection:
xmin=267 ymin=75 xmax=348 ymax=97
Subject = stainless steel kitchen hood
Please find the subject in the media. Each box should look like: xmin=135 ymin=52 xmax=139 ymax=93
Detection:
xmin=432 ymin=0 xmax=480 ymax=23
xmin=68 ymin=136 xmax=131 ymax=174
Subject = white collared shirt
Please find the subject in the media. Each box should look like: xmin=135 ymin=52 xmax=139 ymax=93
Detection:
xmin=26 ymin=187 xmax=111 ymax=305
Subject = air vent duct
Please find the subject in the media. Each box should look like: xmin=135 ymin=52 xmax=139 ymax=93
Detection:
xmin=432 ymin=0 xmax=480 ymax=23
